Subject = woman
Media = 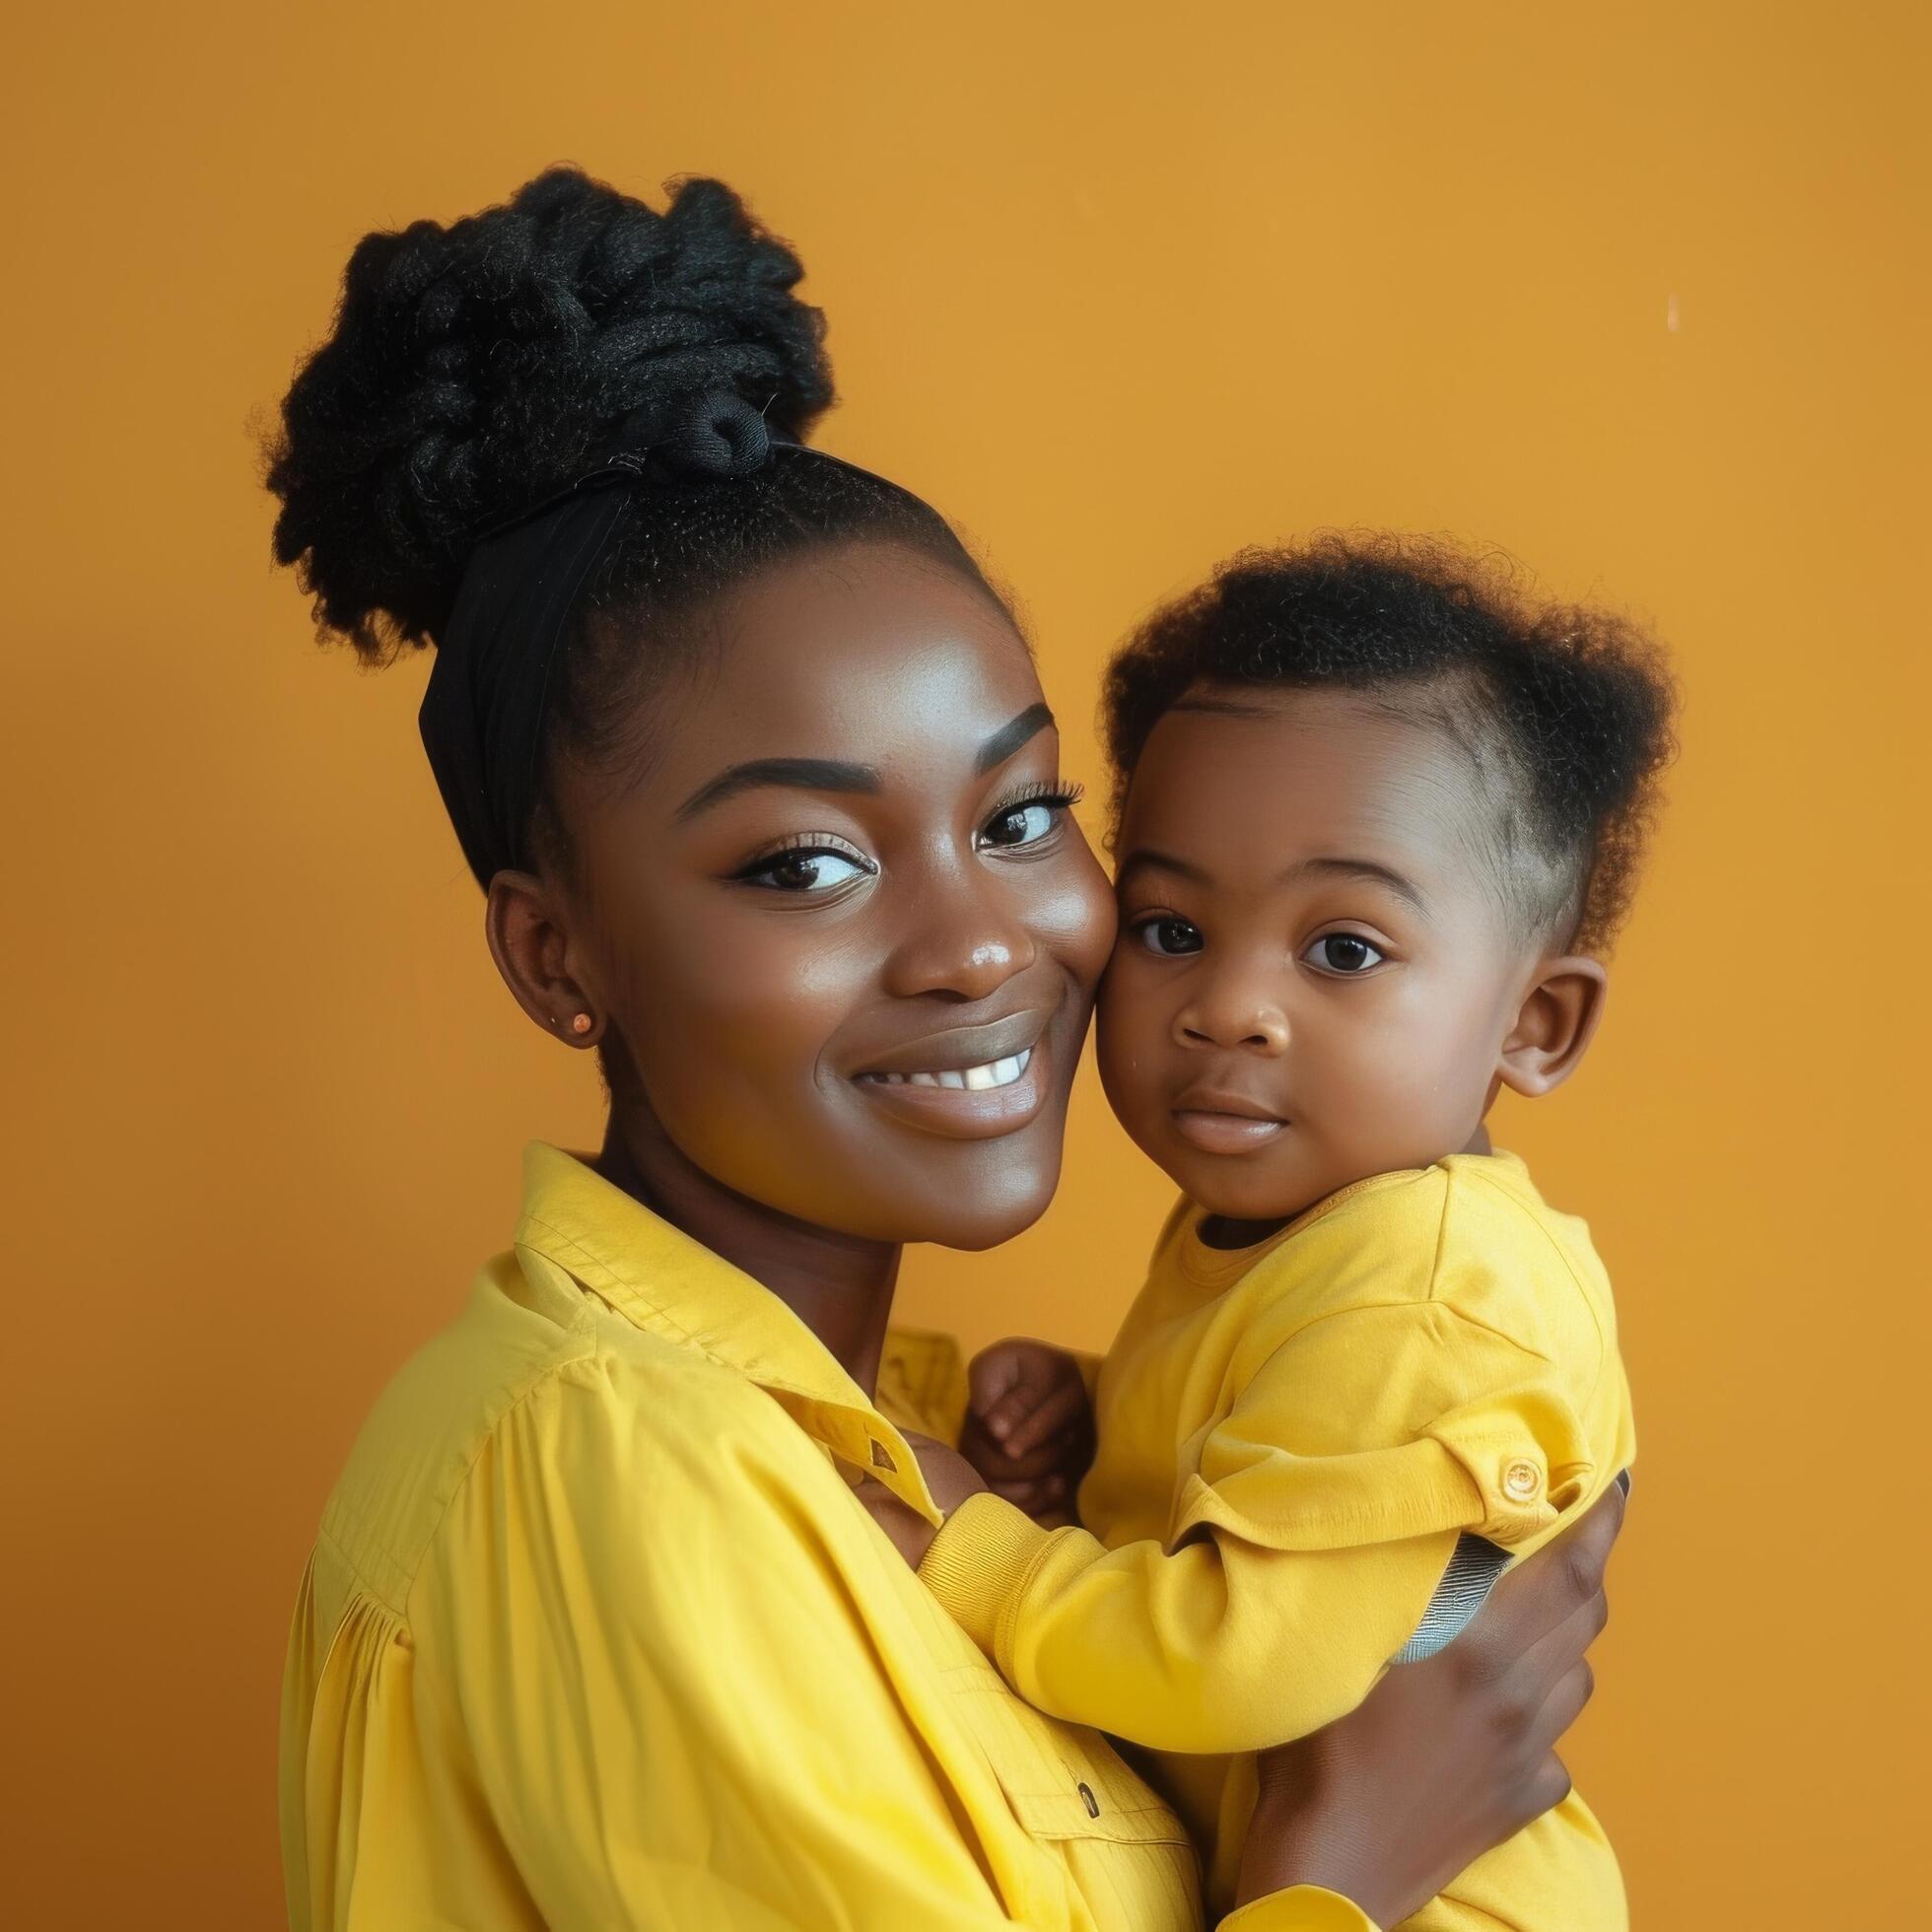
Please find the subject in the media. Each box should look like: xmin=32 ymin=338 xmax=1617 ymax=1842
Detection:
xmin=270 ymin=169 xmax=1619 ymax=1931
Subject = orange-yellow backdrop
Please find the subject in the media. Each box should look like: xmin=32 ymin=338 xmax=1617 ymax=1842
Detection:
xmin=5 ymin=3 xmax=1926 ymax=1924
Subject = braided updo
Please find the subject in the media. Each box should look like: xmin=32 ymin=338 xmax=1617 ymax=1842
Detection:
xmin=266 ymin=167 xmax=998 ymax=868
xmin=1103 ymin=535 xmax=1676 ymax=952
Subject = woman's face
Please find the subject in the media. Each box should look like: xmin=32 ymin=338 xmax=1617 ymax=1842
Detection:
xmin=532 ymin=540 xmax=1115 ymax=1250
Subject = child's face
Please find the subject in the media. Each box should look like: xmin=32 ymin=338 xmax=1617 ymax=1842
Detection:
xmin=1097 ymin=686 xmax=1551 ymax=1223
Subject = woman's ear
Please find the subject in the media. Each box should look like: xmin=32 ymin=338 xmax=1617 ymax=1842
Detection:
xmin=485 ymin=869 xmax=607 ymax=1049
xmin=1496 ymin=956 xmax=1608 ymax=1098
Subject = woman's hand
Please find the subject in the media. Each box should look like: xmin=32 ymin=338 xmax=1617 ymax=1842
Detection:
xmin=1237 ymin=1479 xmax=1626 ymax=1926
xmin=958 ymin=1339 xmax=1096 ymax=1528
xmin=856 ymin=1431 xmax=990 ymax=1569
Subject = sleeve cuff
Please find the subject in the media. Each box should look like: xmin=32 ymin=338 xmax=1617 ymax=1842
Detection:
xmin=915 ymin=1490 xmax=1054 ymax=1659
xmin=1216 ymin=1885 xmax=1379 ymax=1931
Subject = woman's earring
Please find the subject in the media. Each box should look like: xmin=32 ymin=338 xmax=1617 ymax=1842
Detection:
xmin=569 ymin=1012 xmax=594 ymax=1036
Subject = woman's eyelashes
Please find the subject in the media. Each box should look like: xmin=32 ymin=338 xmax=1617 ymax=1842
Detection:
xmin=977 ymin=780 xmax=1083 ymax=854
xmin=732 ymin=834 xmax=878 ymax=895
xmin=728 ymin=781 xmax=1082 ymax=895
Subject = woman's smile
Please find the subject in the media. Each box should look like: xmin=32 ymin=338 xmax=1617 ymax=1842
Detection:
xmin=852 ymin=1004 xmax=1054 ymax=1138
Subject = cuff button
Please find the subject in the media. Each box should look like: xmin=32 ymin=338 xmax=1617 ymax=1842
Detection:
xmin=1502 ymin=1457 xmax=1543 ymax=1502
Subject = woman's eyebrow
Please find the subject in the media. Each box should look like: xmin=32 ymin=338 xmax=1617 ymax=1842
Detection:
xmin=675 ymin=704 xmax=1053 ymax=821
xmin=675 ymin=756 xmax=882 ymax=822
xmin=976 ymin=702 xmax=1055 ymax=774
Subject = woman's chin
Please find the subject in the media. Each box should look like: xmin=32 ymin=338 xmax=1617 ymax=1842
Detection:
xmin=890 ymin=1139 xmax=1065 ymax=1252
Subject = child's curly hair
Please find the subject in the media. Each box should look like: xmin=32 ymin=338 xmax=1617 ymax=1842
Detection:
xmin=1103 ymin=533 xmax=1677 ymax=953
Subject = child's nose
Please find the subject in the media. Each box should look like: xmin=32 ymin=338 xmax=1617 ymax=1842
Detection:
xmin=1173 ymin=988 xmax=1289 ymax=1055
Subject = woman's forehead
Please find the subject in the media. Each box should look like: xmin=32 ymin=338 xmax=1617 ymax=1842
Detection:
xmin=659 ymin=543 xmax=1042 ymax=781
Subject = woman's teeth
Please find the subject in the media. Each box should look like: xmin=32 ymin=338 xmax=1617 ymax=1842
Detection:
xmin=866 ymin=1048 xmax=1031 ymax=1091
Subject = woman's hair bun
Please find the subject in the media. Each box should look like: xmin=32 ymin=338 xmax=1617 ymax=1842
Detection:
xmin=266 ymin=169 xmax=834 ymax=657
xmin=660 ymin=388 xmax=775 ymax=479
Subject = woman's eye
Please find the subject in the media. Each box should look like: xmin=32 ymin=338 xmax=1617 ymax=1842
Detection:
xmin=980 ymin=798 xmax=1067 ymax=850
xmin=738 ymin=847 xmax=873 ymax=893
xmin=1136 ymin=916 xmax=1204 ymax=956
xmin=1303 ymin=932 xmax=1386 ymax=974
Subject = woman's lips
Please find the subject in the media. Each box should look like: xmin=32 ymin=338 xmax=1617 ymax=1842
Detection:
xmin=853 ymin=1020 xmax=1053 ymax=1140
xmin=864 ymin=1047 xmax=1033 ymax=1093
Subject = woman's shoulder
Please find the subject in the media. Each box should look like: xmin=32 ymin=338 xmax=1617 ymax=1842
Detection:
xmin=315 ymin=1250 xmax=794 ymax=1619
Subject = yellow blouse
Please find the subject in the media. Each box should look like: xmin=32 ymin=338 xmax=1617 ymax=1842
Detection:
xmin=280 ymin=1142 xmax=1370 ymax=1931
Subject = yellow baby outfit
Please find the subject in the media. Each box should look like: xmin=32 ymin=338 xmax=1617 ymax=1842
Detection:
xmin=920 ymin=1151 xmax=1633 ymax=1930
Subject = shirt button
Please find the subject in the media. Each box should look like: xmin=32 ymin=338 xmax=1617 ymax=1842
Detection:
xmin=1502 ymin=1457 xmax=1542 ymax=1502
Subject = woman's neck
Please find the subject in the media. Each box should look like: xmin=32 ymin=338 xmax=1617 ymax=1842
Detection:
xmin=595 ymin=1112 xmax=902 ymax=1398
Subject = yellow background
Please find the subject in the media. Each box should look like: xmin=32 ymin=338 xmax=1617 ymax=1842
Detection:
xmin=5 ymin=3 xmax=1926 ymax=1923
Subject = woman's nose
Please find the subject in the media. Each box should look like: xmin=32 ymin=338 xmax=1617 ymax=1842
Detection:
xmin=883 ymin=867 xmax=1039 ymax=1001
xmin=1173 ymin=977 xmax=1289 ymax=1054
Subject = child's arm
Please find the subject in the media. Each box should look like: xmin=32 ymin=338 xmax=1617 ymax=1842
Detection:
xmin=918 ymin=1299 xmax=1605 ymax=1754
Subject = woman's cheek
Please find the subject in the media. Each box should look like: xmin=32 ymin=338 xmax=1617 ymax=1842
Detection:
xmin=1029 ymin=844 xmax=1118 ymax=995
xmin=621 ymin=927 xmax=837 ymax=1126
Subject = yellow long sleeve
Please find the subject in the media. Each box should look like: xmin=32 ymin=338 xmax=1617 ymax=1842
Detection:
xmin=923 ymin=1298 xmax=1597 ymax=1750
xmin=921 ymin=1158 xmax=1627 ymax=1757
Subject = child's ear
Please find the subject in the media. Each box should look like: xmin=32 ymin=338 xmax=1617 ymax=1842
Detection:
xmin=1496 ymin=956 xmax=1608 ymax=1098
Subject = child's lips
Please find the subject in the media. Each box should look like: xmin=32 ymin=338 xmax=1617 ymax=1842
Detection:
xmin=1170 ymin=1086 xmax=1289 ymax=1155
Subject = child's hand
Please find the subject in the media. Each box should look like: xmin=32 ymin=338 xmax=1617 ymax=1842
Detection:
xmin=959 ymin=1340 xmax=1096 ymax=1528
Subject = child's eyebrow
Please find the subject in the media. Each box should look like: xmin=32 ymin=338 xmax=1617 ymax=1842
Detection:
xmin=1118 ymin=848 xmax=1428 ymax=915
xmin=1116 ymin=848 xmax=1210 ymax=887
xmin=1285 ymin=856 xmax=1429 ymax=913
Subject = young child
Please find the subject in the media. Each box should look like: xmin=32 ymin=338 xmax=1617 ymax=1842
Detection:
xmin=918 ymin=535 xmax=1674 ymax=1930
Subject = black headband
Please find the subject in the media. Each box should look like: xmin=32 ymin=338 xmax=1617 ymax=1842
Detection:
xmin=417 ymin=391 xmax=904 ymax=890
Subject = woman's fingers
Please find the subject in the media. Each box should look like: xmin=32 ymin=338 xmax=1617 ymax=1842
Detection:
xmin=1512 ymin=1560 xmax=1610 ymax=1703
xmin=1533 ymin=1658 xmax=1596 ymax=1756
xmin=1524 ymin=1755 xmax=1574 ymax=1829
xmin=1482 ymin=1480 xmax=1624 ymax=1654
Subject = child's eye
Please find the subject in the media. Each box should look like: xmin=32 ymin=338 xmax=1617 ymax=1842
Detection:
xmin=1302 ymin=932 xmax=1386 ymax=975
xmin=735 ymin=843 xmax=875 ymax=893
xmin=1136 ymin=916 xmax=1204 ymax=957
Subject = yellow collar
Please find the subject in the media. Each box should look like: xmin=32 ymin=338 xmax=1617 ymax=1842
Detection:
xmin=514 ymin=1142 xmax=940 ymax=1523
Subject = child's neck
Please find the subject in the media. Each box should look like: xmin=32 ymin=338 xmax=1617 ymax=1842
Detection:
xmin=1195 ymin=1122 xmax=1495 ymax=1253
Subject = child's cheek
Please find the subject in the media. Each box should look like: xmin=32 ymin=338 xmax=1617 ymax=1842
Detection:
xmin=1094 ymin=958 xmax=1172 ymax=1131
xmin=1334 ymin=985 xmax=1487 ymax=1165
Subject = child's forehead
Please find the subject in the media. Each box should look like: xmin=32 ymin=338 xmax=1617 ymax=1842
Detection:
xmin=1113 ymin=684 xmax=1532 ymax=930
xmin=1125 ymin=683 xmax=1492 ymax=849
